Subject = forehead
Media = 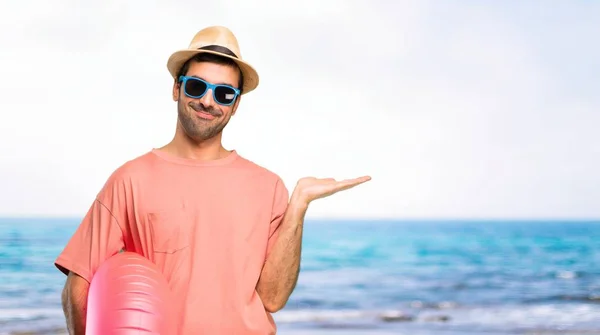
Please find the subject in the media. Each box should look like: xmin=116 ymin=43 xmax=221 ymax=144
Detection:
xmin=185 ymin=61 xmax=239 ymax=87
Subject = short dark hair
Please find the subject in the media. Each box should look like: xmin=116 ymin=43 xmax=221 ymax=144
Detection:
xmin=176 ymin=53 xmax=244 ymax=94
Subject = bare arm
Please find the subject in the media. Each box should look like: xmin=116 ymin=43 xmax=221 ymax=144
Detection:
xmin=256 ymin=198 xmax=307 ymax=312
xmin=61 ymin=272 xmax=90 ymax=335
xmin=256 ymin=175 xmax=371 ymax=313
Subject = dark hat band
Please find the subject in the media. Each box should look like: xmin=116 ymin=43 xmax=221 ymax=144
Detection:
xmin=198 ymin=45 xmax=238 ymax=58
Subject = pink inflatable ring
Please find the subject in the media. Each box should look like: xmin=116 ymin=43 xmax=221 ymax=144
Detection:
xmin=86 ymin=251 xmax=174 ymax=334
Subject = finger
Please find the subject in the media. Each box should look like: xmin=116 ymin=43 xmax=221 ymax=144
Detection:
xmin=329 ymin=176 xmax=371 ymax=192
xmin=338 ymin=176 xmax=371 ymax=186
xmin=356 ymin=175 xmax=372 ymax=182
xmin=321 ymin=176 xmax=370 ymax=184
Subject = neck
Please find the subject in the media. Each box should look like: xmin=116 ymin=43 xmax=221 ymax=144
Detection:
xmin=160 ymin=126 xmax=230 ymax=161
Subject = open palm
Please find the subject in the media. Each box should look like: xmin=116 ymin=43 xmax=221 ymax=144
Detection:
xmin=293 ymin=175 xmax=372 ymax=204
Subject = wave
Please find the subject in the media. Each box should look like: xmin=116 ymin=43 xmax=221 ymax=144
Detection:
xmin=524 ymin=294 xmax=600 ymax=304
xmin=0 ymin=308 xmax=64 ymax=321
xmin=2 ymin=303 xmax=600 ymax=334
xmin=274 ymin=303 xmax=600 ymax=330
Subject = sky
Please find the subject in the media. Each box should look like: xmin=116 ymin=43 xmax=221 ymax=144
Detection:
xmin=0 ymin=0 xmax=598 ymax=219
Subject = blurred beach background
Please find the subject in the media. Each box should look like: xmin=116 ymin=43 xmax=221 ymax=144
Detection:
xmin=1 ymin=0 xmax=599 ymax=334
xmin=1 ymin=218 xmax=600 ymax=334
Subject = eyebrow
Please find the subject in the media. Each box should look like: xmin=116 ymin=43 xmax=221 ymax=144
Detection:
xmin=189 ymin=75 xmax=235 ymax=87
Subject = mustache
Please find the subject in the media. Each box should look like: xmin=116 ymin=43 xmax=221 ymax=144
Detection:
xmin=189 ymin=102 xmax=222 ymax=117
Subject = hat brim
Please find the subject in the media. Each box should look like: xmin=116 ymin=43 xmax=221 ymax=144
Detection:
xmin=167 ymin=49 xmax=259 ymax=95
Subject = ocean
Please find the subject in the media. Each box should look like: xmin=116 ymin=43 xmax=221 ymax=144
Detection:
xmin=0 ymin=218 xmax=599 ymax=335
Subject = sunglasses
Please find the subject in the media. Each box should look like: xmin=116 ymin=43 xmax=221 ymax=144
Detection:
xmin=178 ymin=75 xmax=240 ymax=106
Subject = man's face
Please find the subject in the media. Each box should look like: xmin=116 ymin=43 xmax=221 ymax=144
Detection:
xmin=173 ymin=60 xmax=241 ymax=142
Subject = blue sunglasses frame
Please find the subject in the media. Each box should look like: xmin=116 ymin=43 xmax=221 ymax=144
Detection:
xmin=178 ymin=75 xmax=240 ymax=106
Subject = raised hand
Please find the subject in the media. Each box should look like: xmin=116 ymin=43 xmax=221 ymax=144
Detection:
xmin=291 ymin=175 xmax=372 ymax=206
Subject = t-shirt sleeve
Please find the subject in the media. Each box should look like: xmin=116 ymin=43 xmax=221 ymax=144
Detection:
xmin=265 ymin=177 xmax=290 ymax=259
xmin=54 ymin=175 xmax=128 ymax=283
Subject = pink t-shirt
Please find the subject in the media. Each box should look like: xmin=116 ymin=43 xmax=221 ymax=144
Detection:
xmin=55 ymin=149 xmax=289 ymax=334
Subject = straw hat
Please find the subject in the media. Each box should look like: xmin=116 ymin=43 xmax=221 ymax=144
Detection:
xmin=166 ymin=26 xmax=259 ymax=94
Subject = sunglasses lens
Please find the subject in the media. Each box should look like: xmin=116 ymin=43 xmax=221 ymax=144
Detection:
xmin=184 ymin=79 xmax=208 ymax=97
xmin=214 ymin=86 xmax=237 ymax=105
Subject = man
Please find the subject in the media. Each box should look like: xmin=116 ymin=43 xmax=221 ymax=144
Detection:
xmin=55 ymin=26 xmax=370 ymax=334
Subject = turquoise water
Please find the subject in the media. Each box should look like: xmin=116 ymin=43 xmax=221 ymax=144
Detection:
xmin=1 ymin=218 xmax=599 ymax=334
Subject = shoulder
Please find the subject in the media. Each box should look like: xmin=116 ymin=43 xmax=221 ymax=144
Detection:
xmin=107 ymin=152 xmax=155 ymax=179
xmin=233 ymin=152 xmax=289 ymax=194
xmin=234 ymin=153 xmax=284 ymax=180
xmin=97 ymin=151 xmax=157 ymax=197
xmin=234 ymin=154 xmax=291 ymax=213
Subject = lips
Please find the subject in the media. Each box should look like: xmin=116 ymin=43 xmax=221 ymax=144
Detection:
xmin=190 ymin=103 xmax=221 ymax=120
xmin=195 ymin=110 xmax=215 ymax=120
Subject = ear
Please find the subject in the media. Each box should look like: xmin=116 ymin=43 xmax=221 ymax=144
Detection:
xmin=230 ymin=96 xmax=241 ymax=116
xmin=172 ymin=80 xmax=180 ymax=101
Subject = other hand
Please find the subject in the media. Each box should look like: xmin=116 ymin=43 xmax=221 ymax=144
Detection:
xmin=291 ymin=175 xmax=372 ymax=206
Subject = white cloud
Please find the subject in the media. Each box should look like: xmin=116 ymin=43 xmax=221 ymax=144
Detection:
xmin=0 ymin=0 xmax=598 ymax=219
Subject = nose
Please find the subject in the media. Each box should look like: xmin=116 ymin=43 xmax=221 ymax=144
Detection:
xmin=197 ymin=87 xmax=215 ymax=105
